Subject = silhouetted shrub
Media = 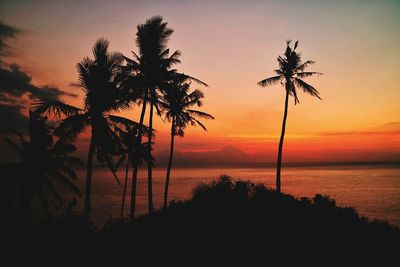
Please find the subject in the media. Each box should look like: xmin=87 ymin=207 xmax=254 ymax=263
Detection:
xmin=2 ymin=175 xmax=399 ymax=264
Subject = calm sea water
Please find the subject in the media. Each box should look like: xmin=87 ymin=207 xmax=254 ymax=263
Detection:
xmin=75 ymin=165 xmax=400 ymax=227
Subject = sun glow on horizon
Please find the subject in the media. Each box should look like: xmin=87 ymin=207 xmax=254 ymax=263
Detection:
xmin=0 ymin=0 xmax=399 ymax=163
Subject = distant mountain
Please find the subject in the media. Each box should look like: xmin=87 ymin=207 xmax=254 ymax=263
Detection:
xmin=153 ymin=144 xmax=400 ymax=168
xmin=154 ymin=145 xmax=272 ymax=167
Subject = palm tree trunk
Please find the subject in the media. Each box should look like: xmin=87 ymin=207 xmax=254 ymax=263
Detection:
xmin=129 ymin=95 xmax=147 ymax=222
xmin=84 ymin=133 xmax=95 ymax=220
xmin=163 ymin=117 xmax=175 ymax=210
xmin=120 ymin=158 xmax=129 ymax=221
xmin=276 ymin=89 xmax=289 ymax=193
xmin=147 ymin=100 xmax=154 ymax=213
xmin=138 ymin=96 xmax=148 ymax=133
xmin=130 ymin=165 xmax=138 ymax=224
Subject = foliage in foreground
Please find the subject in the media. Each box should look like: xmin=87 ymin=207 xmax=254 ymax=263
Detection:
xmin=2 ymin=176 xmax=399 ymax=263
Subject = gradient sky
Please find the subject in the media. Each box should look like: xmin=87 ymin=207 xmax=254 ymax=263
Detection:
xmin=1 ymin=0 xmax=399 ymax=162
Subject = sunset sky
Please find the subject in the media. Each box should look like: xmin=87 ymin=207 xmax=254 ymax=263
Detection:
xmin=1 ymin=0 xmax=399 ymax=163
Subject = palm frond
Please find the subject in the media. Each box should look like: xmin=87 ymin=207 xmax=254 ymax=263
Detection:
xmin=51 ymin=140 xmax=76 ymax=156
xmin=49 ymin=171 xmax=82 ymax=197
xmin=294 ymin=78 xmax=322 ymax=100
xmin=92 ymin=38 xmax=109 ymax=65
xmin=32 ymin=98 xmax=81 ymax=118
xmin=101 ymin=151 xmax=121 ymax=186
xmin=163 ymin=50 xmax=181 ymax=67
xmin=289 ymin=87 xmax=300 ymax=105
xmin=115 ymin=154 xmax=127 ymax=171
xmin=160 ymin=48 xmax=170 ymax=58
xmin=192 ymin=118 xmax=207 ymax=131
xmin=76 ymin=58 xmax=93 ymax=93
xmin=43 ymin=178 xmax=64 ymax=206
xmin=296 ymin=72 xmax=323 ymax=78
xmin=186 ymin=110 xmax=215 ymax=120
xmin=175 ymin=73 xmax=209 ymax=87
xmin=107 ymin=115 xmax=146 ymax=131
xmin=57 ymin=163 xmax=79 ymax=181
xmin=154 ymin=102 xmax=165 ymax=119
xmin=257 ymin=75 xmax=282 ymax=87
xmin=295 ymin=60 xmax=315 ymax=72
xmin=53 ymin=114 xmax=88 ymax=142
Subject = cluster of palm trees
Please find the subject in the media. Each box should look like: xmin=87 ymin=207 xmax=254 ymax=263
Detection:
xmin=1 ymin=18 xmax=322 ymax=223
xmin=3 ymin=16 xmax=214 ymax=223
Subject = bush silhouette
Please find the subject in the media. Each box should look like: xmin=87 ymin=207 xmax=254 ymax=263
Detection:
xmin=2 ymin=175 xmax=399 ymax=264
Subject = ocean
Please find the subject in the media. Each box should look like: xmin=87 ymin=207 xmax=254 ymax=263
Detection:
xmin=75 ymin=165 xmax=400 ymax=227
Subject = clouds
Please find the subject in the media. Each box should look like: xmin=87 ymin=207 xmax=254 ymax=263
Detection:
xmin=0 ymin=63 xmax=77 ymax=102
xmin=0 ymin=20 xmax=77 ymax=136
xmin=0 ymin=62 xmax=77 ymax=135
xmin=0 ymin=20 xmax=77 ymax=104
xmin=0 ymin=20 xmax=20 ymax=56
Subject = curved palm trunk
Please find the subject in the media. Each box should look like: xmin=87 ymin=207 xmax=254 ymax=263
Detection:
xmin=147 ymin=100 xmax=154 ymax=213
xmin=120 ymin=158 xmax=130 ymax=221
xmin=276 ymin=89 xmax=290 ymax=193
xmin=84 ymin=133 xmax=95 ymax=220
xmin=163 ymin=117 xmax=175 ymax=209
xmin=130 ymin=165 xmax=138 ymax=223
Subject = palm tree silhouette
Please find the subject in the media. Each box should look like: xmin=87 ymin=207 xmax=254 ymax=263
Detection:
xmin=257 ymin=40 xmax=322 ymax=193
xmin=122 ymin=16 xmax=207 ymax=213
xmin=114 ymin=124 xmax=153 ymax=223
xmin=0 ymin=111 xmax=82 ymax=222
xmin=160 ymin=79 xmax=214 ymax=209
xmin=33 ymin=38 xmax=133 ymax=219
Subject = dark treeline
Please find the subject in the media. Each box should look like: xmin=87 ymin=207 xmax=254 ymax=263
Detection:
xmin=2 ymin=176 xmax=399 ymax=264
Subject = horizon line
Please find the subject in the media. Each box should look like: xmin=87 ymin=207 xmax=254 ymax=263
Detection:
xmin=89 ymin=160 xmax=400 ymax=169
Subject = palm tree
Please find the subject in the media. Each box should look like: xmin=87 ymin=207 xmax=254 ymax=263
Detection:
xmin=0 ymin=111 xmax=82 ymax=222
xmin=257 ymin=40 xmax=322 ymax=193
xmin=114 ymin=124 xmax=153 ymax=223
xmin=122 ymin=16 xmax=207 ymax=213
xmin=33 ymin=38 xmax=132 ymax=219
xmin=160 ymin=80 xmax=214 ymax=209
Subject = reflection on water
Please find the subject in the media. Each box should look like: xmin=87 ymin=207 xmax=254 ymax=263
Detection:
xmin=74 ymin=165 xmax=400 ymax=227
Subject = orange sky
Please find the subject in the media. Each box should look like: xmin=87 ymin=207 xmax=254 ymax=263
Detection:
xmin=1 ymin=0 xmax=399 ymax=162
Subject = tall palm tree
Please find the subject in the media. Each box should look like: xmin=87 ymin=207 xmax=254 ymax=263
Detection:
xmin=160 ymin=80 xmax=214 ymax=209
xmin=0 ymin=111 xmax=82 ymax=222
xmin=257 ymin=40 xmax=322 ymax=193
xmin=33 ymin=38 xmax=132 ymax=219
xmin=122 ymin=16 xmax=207 ymax=213
xmin=114 ymin=124 xmax=153 ymax=223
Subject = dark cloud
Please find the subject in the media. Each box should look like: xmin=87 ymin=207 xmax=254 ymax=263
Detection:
xmin=0 ymin=104 xmax=28 ymax=134
xmin=0 ymin=63 xmax=77 ymax=135
xmin=0 ymin=21 xmax=77 ymax=138
xmin=0 ymin=20 xmax=20 ymax=56
xmin=0 ymin=21 xmax=77 ymax=102
xmin=0 ymin=63 xmax=77 ymax=102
